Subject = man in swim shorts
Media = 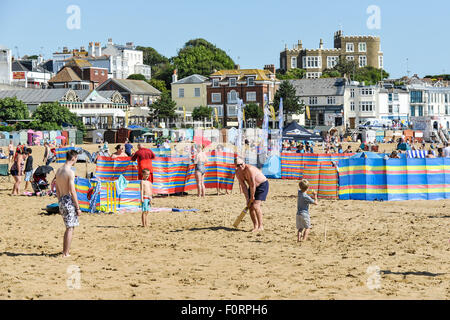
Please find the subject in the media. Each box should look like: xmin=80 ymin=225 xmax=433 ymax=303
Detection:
xmin=55 ymin=150 xmax=81 ymax=257
xmin=235 ymin=156 xmax=269 ymax=232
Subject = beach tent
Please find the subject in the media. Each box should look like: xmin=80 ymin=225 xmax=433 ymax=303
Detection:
xmin=262 ymin=155 xmax=281 ymax=179
xmin=283 ymin=122 xmax=323 ymax=142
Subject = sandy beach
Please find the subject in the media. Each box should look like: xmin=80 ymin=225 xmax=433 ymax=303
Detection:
xmin=0 ymin=143 xmax=449 ymax=300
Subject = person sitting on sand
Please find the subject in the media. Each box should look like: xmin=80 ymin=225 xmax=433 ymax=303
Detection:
xmin=235 ymin=156 xmax=269 ymax=232
xmin=55 ymin=150 xmax=81 ymax=257
xmin=297 ymin=179 xmax=318 ymax=243
xmin=140 ymin=169 xmax=153 ymax=227
xmin=389 ymin=151 xmax=400 ymax=159
xmin=111 ymin=145 xmax=127 ymax=159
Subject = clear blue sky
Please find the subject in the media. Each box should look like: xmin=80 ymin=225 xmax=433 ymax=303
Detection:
xmin=0 ymin=0 xmax=448 ymax=78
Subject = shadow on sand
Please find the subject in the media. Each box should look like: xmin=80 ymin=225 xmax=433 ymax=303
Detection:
xmin=381 ymin=270 xmax=445 ymax=277
xmin=170 ymin=226 xmax=246 ymax=233
xmin=0 ymin=251 xmax=60 ymax=258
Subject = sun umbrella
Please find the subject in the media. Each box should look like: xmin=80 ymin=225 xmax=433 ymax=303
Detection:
xmin=96 ymin=132 xmax=103 ymax=137
xmin=34 ymin=165 xmax=54 ymax=176
xmin=27 ymin=129 xmax=35 ymax=133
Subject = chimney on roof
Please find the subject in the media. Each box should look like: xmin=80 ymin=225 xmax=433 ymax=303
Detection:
xmin=264 ymin=64 xmax=276 ymax=74
xmin=88 ymin=42 xmax=94 ymax=57
xmin=108 ymin=38 xmax=113 ymax=46
xmin=319 ymin=39 xmax=324 ymax=50
xmin=63 ymin=47 xmax=68 ymax=53
xmin=95 ymin=42 xmax=102 ymax=57
xmin=298 ymin=40 xmax=303 ymax=50
xmin=172 ymin=69 xmax=178 ymax=83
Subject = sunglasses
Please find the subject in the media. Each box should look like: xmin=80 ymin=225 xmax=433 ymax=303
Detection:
xmin=236 ymin=163 xmax=244 ymax=167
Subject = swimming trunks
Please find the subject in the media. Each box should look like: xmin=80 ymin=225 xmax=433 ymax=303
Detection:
xmin=59 ymin=194 xmax=79 ymax=228
xmin=247 ymin=180 xmax=269 ymax=201
xmin=142 ymin=197 xmax=151 ymax=212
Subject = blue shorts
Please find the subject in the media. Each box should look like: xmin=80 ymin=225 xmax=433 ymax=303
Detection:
xmin=142 ymin=198 xmax=151 ymax=212
xmin=248 ymin=180 xmax=269 ymax=201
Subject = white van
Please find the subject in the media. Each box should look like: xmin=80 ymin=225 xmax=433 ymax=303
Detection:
xmin=359 ymin=119 xmax=392 ymax=129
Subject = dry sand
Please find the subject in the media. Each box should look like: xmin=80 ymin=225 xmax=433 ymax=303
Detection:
xmin=0 ymin=143 xmax=449 ymax=300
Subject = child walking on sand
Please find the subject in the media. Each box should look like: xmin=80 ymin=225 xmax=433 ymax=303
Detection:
xmin=297 ymin=179 xmax=318 ymax=242
xmin=140 ymin=169 xmax=153 ymax=227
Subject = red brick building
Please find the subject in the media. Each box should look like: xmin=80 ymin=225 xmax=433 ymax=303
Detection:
xmin=48 ymin=58 xmax=108 ymax=90
xmin=206 ymin=65 xmax=280 ymax=126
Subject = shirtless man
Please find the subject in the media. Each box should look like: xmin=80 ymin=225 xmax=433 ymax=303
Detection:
xmin=8 ymin=140 xmax=14 ymax=163
xmin=235 ymin=156 xmax=269 ymax=232
xmin=55 ymin=150 xmax=81 ymax=257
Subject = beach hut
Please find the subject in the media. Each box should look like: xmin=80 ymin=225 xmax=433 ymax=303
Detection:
xmin=19 ymin=130 xmax=28 ymax=145
xmin=76 ymin=130 xmax=84 ymax=145
xmin=11 ymin=131 xmax=20 ymax=145
xmin=49 ymin=130 xmax=57 ymax=143
xmin=61 ymin=131 xmax=69 ymax=146
xmin=67 ymin=129 xmax=76 ymax=146
xmin=42 ymin=131 xmax=50 ymax=143
xmin=0 ymin=132 xmax=8 ymax=147
xmin=32 ymin=131 xmax=43 ymax=145
xmin=104 ymin=130 xmax=117 ymax=144
xmin=117 ymin=128 xmax=131 ymax=143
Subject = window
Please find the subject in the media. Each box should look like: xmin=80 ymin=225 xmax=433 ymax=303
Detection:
xmin=101 ymin=71 xmax=105 ymax=76
xmin=229 ymin=78 xmax=236 ymax=87
xmin=346 ymin=56 xmax=354 ymax=61
xmin=350 ymin=88 xmax=355 ymax=98
xmin=379 ymin=56 xmax=383 ymax=68
xmin=212 ymin=93 xmax=221 ymax=103
xmin=212 ymin=78 xmax=219 ymax=87
xmin=410 ymin=91 xmax=423 ymax=103
xmin=359 ymin=56 xmax=367 ymax=67
xmin=327 ymin=96 xmax=336 ymax=105
xmin=228 ymin=105 xmax=238 ymax=116
xmin=94 ymin=70 xmax=98 ymax=75
xmin=306 ymin=72 xmax=322 ymax=79
xmin=394 ymin=93 xmax=399 ymax=101
xmin=361 ymin=88 xmax=373 ymax=95
xmin=305 ymin=56 xmax=321 ymax=69
xmin=212 ymin=106 xmax=223 ymax=116
xmin=246 ymin=91 xmax=256 ymax=102
xmin=228 ymin=90 xmax=238 ymax=103
xmin=178 ymin=88 xmax=184 ymax=98
xmin=389 ymin=93 xmax=393 ymax=102
xmin=389 ymin=104 xmax=393 ymax=114
xmin=410 ymin=106 xmax=415 ymax=117
xmin=327 ymin=56 xmax=338 ymax=69
xmin=346 ymin=43 xmax=354 ymax=52
xmin=359 ymin=101 xmax=374 ymax=112
xmin=247 ymin=77 xmax=255 ymax=86
xmin=194 ymin=88 xmax=201 ymax=97
xmin=350 ymin=101 xmax=355 ymax=111
xmin=359 ymin=43 xmax=367 ymax=52
xmin=428 ymin=105 xmax=434 ymax=115
xmin=291 ymin=57 xmax=297 ymax=68
xmin=418 ymin=106 xmax=423 ymax=116
xmin=309 ymin=97 xmax=318 ymax=105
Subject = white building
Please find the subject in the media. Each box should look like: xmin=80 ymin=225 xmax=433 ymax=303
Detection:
xmin=407 ymin=79 xmax=450 ymax=137
xmin=0 ymin=46 xmax=12 ymax=85
xmin=344 ymin=82 xmax=409 ymax=128
xmin=11 ymin=58 xmax=53 ymax=88
xmin=102 ymin=39 xmax=151 ymax=80
xmin=52 ymin=47 xmax=75 ymax=74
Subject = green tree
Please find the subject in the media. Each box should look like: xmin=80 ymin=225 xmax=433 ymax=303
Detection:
xmin=32 ymin=102 xmax=85 ymax=132
xmin=273 ymin=81 xmax=304 ymax=116
xmin=192 ymin=106 xmax=213 ymax=121
xmin=321 ymin=60 xmax=389 ymax=85
xmin=353 ymin=66 xmax=389 ymax=85
xmin=127 ymin=74 xmax=147 ymax=81
xmin=276 ymin=68 xmax=306 ymax=80
xmin=171 ymin=38 xmax=235 ymax=79
xmin=136 ymin=46 xmax=170 ymax=72
xmin=148 ymin=78 xmax=168 ymax=93
xmin=150 ymin=92 xmax=177 ymax=126
xmin=244 ymin=103 xmax=264 ymax=122
xmin=321 ymin=70 xmax=341 ymax=78
xmin=0 ymin=97 xmax=29 ymax=121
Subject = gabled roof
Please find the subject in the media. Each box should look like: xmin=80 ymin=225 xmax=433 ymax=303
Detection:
xmin=97 ymin=78 xmax=161 ymax=95
xmin=289 ymin=78 xmax=346 ymax=96
xmin=12 ymin=61 xmax=31 ymax=72
xmin=173 ymin=74 xmax=207 ymax=84
xmin=48 ymin=67 xmax=82 ymax=83
xmin=210 ymin=69 xmax=275 ymax=81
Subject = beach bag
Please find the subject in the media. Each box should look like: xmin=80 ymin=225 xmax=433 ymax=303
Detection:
xmin=45 ymin=203 xmax=60 ymax=214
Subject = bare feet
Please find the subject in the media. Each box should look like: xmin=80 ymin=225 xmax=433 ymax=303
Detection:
xmin=62 ymin=253 xmax=71 ymax=258
xmin=251 ymin=228 xmax=258 ymax=233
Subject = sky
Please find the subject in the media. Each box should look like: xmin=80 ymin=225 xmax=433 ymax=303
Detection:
xmin=0 ymin=0 xmax=449 ymax=78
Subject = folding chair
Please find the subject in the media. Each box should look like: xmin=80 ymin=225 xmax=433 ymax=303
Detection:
xmin=0 ymin=163 xmax=10 ymax=183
